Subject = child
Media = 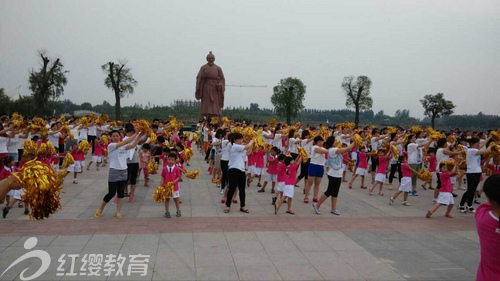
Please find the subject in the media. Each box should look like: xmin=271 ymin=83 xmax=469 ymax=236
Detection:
xmin=272 ymin=154 xmax=287 ymax=205
xmin=67 ymin=142 xmax=84 ymax=184
xmin=87 ymin=137 xmax=104 ymax=171
xmin=426 ymin=162 xmax=460 ymax=218
xmin=275 ymin=155 xmax=301 ymax=215
xmin=422 ymin=148 xmax=437 ymax=190
xmin=156 ymin=147 xmax=171 ymax=169
xmin=2 ymin=157 xmax=29 ymax=218
xmin=474 ymin=174 xmax=500 ymax=280
xmin=139 ymin=143 xmax=152 ymax=187
xmin=248 ymin=146 xmax=266 ymax=187
xmin=368 ymin=149 xmax=391 ymax=196
xmin=389 ymin=156 xmax=418 ymax=206
xmin=258 ymin=147 xmax=279 ymax=193
xmin=348 ymin=145 xmax=372 ymax=189
xmin=161 ymin=153 xmax=182 ymax=218
xmin=246 ymin=151 xmax=256 ymax=186
xmin=485 ymin=156 xmax=500 ymax=176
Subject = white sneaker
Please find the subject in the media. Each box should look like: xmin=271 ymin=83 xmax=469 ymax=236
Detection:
xmin=389 ymin=197 xmax=394 ymax=205
xmin=73 ymin=179 xmax=78 ymax=184
xmin=219 ymin=189 xmax=224 ymax=195
xmin=402 ymin=201 xmax=410 ymax=206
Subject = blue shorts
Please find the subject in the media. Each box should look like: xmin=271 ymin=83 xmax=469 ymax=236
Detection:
xmin=308 ymin=163 xmax=324 ymax=178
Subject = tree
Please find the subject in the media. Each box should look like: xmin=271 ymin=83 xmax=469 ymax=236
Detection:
xmin=80 ymin=102 xmax=93 ymax=110
xmin=101 ymin=61 xmax=137 ymax=120
xmin=271 ymin=77 xmax=306 ymax=124
xmin=420 ymin=93 xmax=455 ymax=128
xmin=394 ymin=109 xmax=410 ymax=119
xmin=28 ymin=51 xmax=68 ymax=115
xmin=0 ymin=88 xmax=12 ymax=115
xmin=249 ymin=103 xmax=260 ymax=111
xmin=341 ymin=76 xmax=373 ymax=127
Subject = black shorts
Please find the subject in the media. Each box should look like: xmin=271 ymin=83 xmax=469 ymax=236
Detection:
xmin=325 ymin=176 xmax=341 ymax=197
xmin=371 ymin=157 xmax=379 ymax=172
xmin=127 ymin=163 xmax=139 ymax=185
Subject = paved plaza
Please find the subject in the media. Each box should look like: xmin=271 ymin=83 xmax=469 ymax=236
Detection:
xmin=0 ymin=153 xmax=479 ymax=281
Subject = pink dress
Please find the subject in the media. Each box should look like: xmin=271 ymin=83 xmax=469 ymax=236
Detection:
xmin=475 ymin=203 xmax=500 ymax=280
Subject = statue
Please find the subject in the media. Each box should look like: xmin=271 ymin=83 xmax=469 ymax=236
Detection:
xmin=195 ymin=51 xmax=225 ymax=119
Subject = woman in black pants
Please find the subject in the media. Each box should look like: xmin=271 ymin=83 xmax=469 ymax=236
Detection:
xmin=219 ymin=130 xmax=230 ymax=193
xmin=459 ymin=138 xmax=492 ymax=213
xmin=296 ymin=130 xmax=313 ymax=189
xmin=388 ymin=133 xmax=404 ymax=187
xmin=94 ymin=130 xmax=141 ymax=219
xmin=224 ymin=133 xmax=253 ymax=213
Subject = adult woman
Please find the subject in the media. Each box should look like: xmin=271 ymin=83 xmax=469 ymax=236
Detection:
xmin=287 ymin=129 xmax=300 ymax=160
xmin=459 ymin=138 xmax=492 ymax=213
xmin=211 ymin=129 xmax=224 ymax=188
xmin=405 ymin=134 xmax=432 ymax=196
xmin=388 ymin=133 xmax=404 ymax=189
xmin=94 ymin=130 xmax=141 ymax=219
xmin=224 ymin=133 xmax=253 ymax=213
xmin=312 ymin=137 xmax=354 ymax=215
xmin=0 ymin=124 xmax=13 ymax=170
xmin=304 ymin=136 xmax=328 ymax=203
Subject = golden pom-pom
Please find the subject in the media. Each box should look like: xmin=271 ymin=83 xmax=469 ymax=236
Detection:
xmin=447 ymin=135 xmax=457 ymax=144
xmin=390 ymin=145 xmax=399 ymax=158
xmin=192 ymin=133 xmax=199 ymax=141
xmin=221 ymin=117 xmax=231 ymax=127
xmin=184 ymin=169 xmax=200 ymax=179
xmin=411 ymin=126 xmax=422 ymax=134
xmin=152 ymin=182 xmax=174 ymax=203
xmin=490 ymin=131 xmax=500 ymax=142
xmin=297 ymin=146 xmax=308 ymax=163
xmin=353 ymin=134 xmax=363 ymax=148
xmin=231 ymin=126 xmax=241 ymax=134
xmin=269 ymin=118 xmax=277 ymax=128
xmin=147 ymin=160 xmax=158 ymax=175
xmin=150 ymin=132 xmax=157 ymax=144
xmin=211 ymin=116 xmax=219 ymax=124
xmin=387 ymin=126 xmax=397 ymax=134
xmin=319 ymin=126 xmax=329 ymax=141
xmin=101 ymin=135 xmax=109 ymax=145
xmin=185 ymin=132 xmax=191 ymax=138
xmin=23 ymin=140 xmax=38 ymax=157
xmin=184 ymin=148 xmax=193 ymax=162
xmin=61 ymin=153 xmax=74 ymax=170
xmin=135 ymin=119 xmax=152 ymax=135
xmin=11 ymin=159 xmax=66 ymax=220
xmin=12 ymin=112 xmax=23 ymax=121
xmin=37 ymin=142 xmax=56 ymax=158
xmin=242 ymin=126 xmax=255 ymax=142
xmin=417 ymin=169 xmax=433 ymax=182
xmin=78 ymin=140 xmax=91 ymax=154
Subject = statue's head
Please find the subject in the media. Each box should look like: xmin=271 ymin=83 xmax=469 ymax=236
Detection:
xmin=206 ymin=51 xmax=215 ymax=66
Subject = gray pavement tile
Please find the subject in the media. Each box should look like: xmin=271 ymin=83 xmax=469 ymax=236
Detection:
xmin=152 ymin=266 xmax=196 ymax=281
xmin=292 ymin=238 xmax=335 ymax=252
xmin=312 ymin=260 xmax=365 ymax=281
xmin=124 ymin=233 xmax=160 ymax=246
xmin=195 ymin=252 xmax=234 ymax=267
xmin=0 ymin=236 xmax=19 ymax=247
xmin=158 ymin=240 xmax=194 ymax=253
xmin=10 ymin=235 xmax=56 ymax=247
xmin=86 ymin=234 xmax=127 ymax=246
xmin=267 ymin=250 xmax=311 ymax=266
xmin=336 ymin=250 xmax=405 ymax=280
xmin=318 ymin=237 xmax=365 ymax=251
xmin=81 ymin=244 xmax=122 ymax=256
xmin=155 ymin=251 xmax=195 ymax=268
xmin=285 ymin=231 xmax=319 ymax=241
xmin=453 ymin=231 xmax=479 ymax=243
xmin=303 ymin=251 xmax=342 ymax=265
xmin=232 ymin=252 xmax=273 ymax=268
xmin=313 ymin=231 xmax=351 ymax=240
xmin=196 ymin=266 xmax=239 ymax=280
xmin=228 ymin=240 xmax=266 ymax=253
xmin=50 ymin=235 xmax=92 ymax=246
xmin=425 ymin=263 xmax=477 ymax=281
xmin=436 ymin=250 xmax=480 ymax=274
xmin=275 ymin=264 xmax=323 ymax=281
xmin=236 ymin=265 xmax=282 ymax=281
xmin=224 ymin=232 xmax=259 ymax=241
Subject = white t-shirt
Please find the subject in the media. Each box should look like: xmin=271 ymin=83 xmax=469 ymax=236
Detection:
xmin=78 ymin=128 xmax=88 ymax=140
xmin=228 ymin=143 xmax=246 ymax=172
xmin=48 ymin=132 xmax=61 ymax=148
xmin=212 ymin=137 xmax=222 ymax=155
xmin=123 ymin=136 xmax=139 ymax=163
xmin=310 ymin=145 xmax=326 ymax=166
xmin=0 ymin=137 xmax=9 ymax=153
xmin=327 ymin=148 xmax=343 ymax=178
xmin=301 ymin=139 xmax=312 ymax=158
xmin=466 ymin=148 xmax=482 ymax=173
xmin=221 ymin=140 xmax=230 ymax=161
xmin=262 ymin=130 xmax=272 ymax=144
xmin=407 ymin=143 xmax=419 ymax=164
xmin=371 ymin=137 xmax=382 ymax=151
xmin=202 ymin=127 xmax=209 ymax=142
xmin=88 ymin=126 xmax=97 ymax=136
xmin=273 ymin=134 xmax=282 ymax=149
xmin=340 ymin=134 xmax=350 ymax=145
xmin=7 ymin=134 xmax=19 ymax=154
xmin=108 ymin=143 xmax=128 ymax=170
xmin=436 ymin=148 xmax=449 ymax=164
xmin=288 ymin=138 xmax=299 ymax=154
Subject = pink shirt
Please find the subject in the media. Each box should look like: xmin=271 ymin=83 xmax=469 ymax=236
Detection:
xmin=72 ymin=150 xmax=85 ymax=161
xmin=357 ymin=152 xmax=368 ymax=169
xmin=161 ymin=164 xmax=182 ymax=191
xmin=475 ymin=203 xmax=500 ymax=281
xmin=277 ymin=162 xmax=287 ymax=182
xmin=428 ymin=156 xmax=437 ymax=172
xmin=438 ymin=172 xmax=452 ymax=192
xmin=247 ymin=153 xmax=256 ymax=166
xmin=376 ymin=156 xmax=390 ymax=174
xmin=285 ymin=163 xmax=299 ymax=185
xmin=254 ymin=150 xmax=265 ymax=168
xmin=267 ymin=155 xmax=278 ymax=174
xmin=186 ymin=140 xmax=192 ymax=149
xmin=342 ymin=153 xmax=349 ymax=165
xmin=94 ymin=143 xmax=104 ymax=156
xmin=160 ymin=154 xmax=167 ymax=168
xmin=487 ymin=164 xmax=500 ymax=175
xmin=401 ymin=163 xmax=412 ymax=178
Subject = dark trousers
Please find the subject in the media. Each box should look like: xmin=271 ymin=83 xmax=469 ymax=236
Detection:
xmin=460 ymin=173 xmax=481 ymax=207
xmin=58 ymin=144 xmax=65 ymax=166
xmin=388 ymin=163 xmax=402 ymax=184
xmin=226 ymin=168 xmax=246 ymax=208
xmin=103 ymin=180 xmax=127 ymax=202
xmin=88 ymin=135 xmax=97 ymax=154
xmin=221 ymin=160 xmax=229 ymax=189
xmin=297 ymin=159 xmax=310 ymax=181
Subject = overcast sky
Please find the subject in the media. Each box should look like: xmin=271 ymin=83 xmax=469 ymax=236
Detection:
xmin=1 ymin=0 xmax=499 ymax=118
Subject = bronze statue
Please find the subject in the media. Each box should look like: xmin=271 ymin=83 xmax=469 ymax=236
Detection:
xmin=195 ymin=51 xmax=225 ymax=119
